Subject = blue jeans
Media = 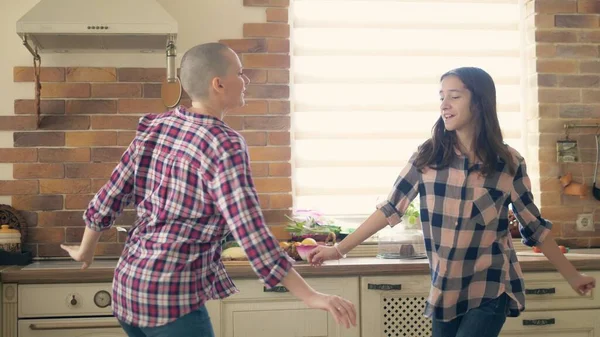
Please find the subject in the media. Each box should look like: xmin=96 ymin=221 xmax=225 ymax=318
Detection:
xmin=432 ymin=293 xmax=509 ymax=337
xmin=119 ymin=305 xmax=215 ymax=337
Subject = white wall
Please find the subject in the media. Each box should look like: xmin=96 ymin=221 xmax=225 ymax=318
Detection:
xmin=0 ymin=0 xmax=263 ymax=204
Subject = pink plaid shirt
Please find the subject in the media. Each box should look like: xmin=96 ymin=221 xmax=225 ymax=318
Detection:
xmin=84 ymin=106 xmax=292 ymax=327
xmin=377 ymin=146 xmax=551 ymax=321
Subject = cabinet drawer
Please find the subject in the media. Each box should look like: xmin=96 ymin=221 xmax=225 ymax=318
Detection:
xmin=361 ymin=275 xmax=430 ymax=295
xmin=225 ymin=277 xmax=358 ymax=301
xmin=523 ymin=271 xmax=600 ymax=310
xmin=501 ymin=309 xmax=600 ymax=336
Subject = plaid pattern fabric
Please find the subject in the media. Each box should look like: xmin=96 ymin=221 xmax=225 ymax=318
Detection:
xmin=84 ymin=106 xmax=292 ymax=327
xmin=377 ymin=146 xmax=551 ymax=322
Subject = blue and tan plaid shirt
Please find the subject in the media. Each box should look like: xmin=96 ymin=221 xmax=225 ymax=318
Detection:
xmin=377 ymin=145 xmax=551 ymax=322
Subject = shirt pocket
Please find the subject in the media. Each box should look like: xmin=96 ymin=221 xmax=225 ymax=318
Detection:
xmin=470 ymin=187 xmax=507 ymax=226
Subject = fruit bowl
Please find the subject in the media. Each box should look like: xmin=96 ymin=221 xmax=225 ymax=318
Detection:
xmin=296 ymin=244 xmax=318 ymax=261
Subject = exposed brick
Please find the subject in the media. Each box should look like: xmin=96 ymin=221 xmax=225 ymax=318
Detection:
xmin=560 ymin=104 xmax=600 ymax=118
xmin=230 ymin=100 xmax=268 ymax=115
xmin=538 ymin=74 xmax=557 ymax=87
xmin=267 ymin=39 xmax=290 ymax=53
xmin=269 ymin=101 xmax=290 ymax=114
xmin=91 ymin=116 xmax=140 ymax=130
xmin=41 ymin=83 xmax=91 ymax=98
xmin=12 ymin=195 xmax=63 ymax=211
xmin=244 ymin=0 xmax=289 ymax=6
xmin=555 ymin=14 xmax=599 ymax=27
xmin=245 ymin=85 xmax=289 ymax=99
xmin=248 ymin=147 xmax=290 ymax=161
xmin=263 ymin=209 xmax=291 ymax=224
xmin=13 ymin=67 xmax=65 ymax=82
xmin=581 ymin=61 xmax=600 ymax=73
xmin=254 ymin=177 xmax=291 ymax=193
xmin=269 ymin=224 xmax=290 ymax=239
xmin=14 ymin=163 xmax=64 ymax=179
xmin=94 ymin=243 xmax=125 ymax=256
xmin=0 ymin=148 xmax=37 ymax=162
xmin=0 ymin=116 xmax=37 ymax=130
xmin=536 ymin=30 xmax=578 ymax=42
xmin=117 ymin=132 xmax=135 ymax=146
xmin=117 ymin=68 xmax=165 ymax=82
xmin=37 ymin=244 xmax=68 ymax=257
xmin=578 ymin=0 xmax=600 ymax=13
xmin=558 ymin=75 xmax=600 ymax=87
xmin=38 ymin=148 xmax=90 ymax=163
xmin=66 ymin=227 xmax=118 ymax=243
xmin=38 ymin=211 xmax=85 ymax=227
xmin=219 ymin=39 xmax=267 ymax=53
xmin=258 ymin=195 xmax=269 ymax=209
xmin=14 ymin=132 xmax=65 ymax=147
xmin=40 ymin=179 xmax=91 ymax=194
xmin=223 ymin=116 xmax=243 ymax=130
xmin=91 ymin=83 xmax=141 ymax=98
xmin=91 ymin=147 xmax=127 ymax=162
xmin=250 ymin=163 xmax=269 ymax=176
xmin=240 ymin=131 xmax=267 ymax=146
xmin=556 ymin=45 xmax=598 ymax=58
xmin=268 ymin=70 xmax=289 ymax=83
xmin=245 ymin=116 xmax=290 ymax=130
xmin=270 ymin=194 xmax=292 ymax=209
xmin=269 ymin=162 xmax=291 ymax=176
xmin=65 ymin=194 xmax=94 ymax=209
xmin=91 ymin=179 xmax=107 ymax=191
xmin=268 ymin=132 xmax=290 ymax=145
xmin=14 ymin=100 xmax=65 ymax=115
xmin=0 ymin=180 xmax=38 ymax=195
xmin=244 ymin=23 xmax=290 ymax=38
xmin=66 ymin=100 xmax=117 ymax=114
xmin=243 ymin=55 xmax=290 ymax=69
xmin=28 ymin=228 xmax=65 ymax=244
xmin=66 ymin=67 xmax=117 ymax=82
xmin=143 ymin=83 xmax=162 ymax=98
xmin=266 ymin=7 xmax=288 ymax=22
xmin=244 ymin=69 xmax=267 ymax=83
xmin=39 ymin=116 xmax=90 ymax=130
xmin=535 ymin=14 xmax=556 ymax=28
xmin=65 ymin=163 xmax=116 ymax=179
xmin=535 ymin=0 xmax=578 ymax=13
xmin=535 ymin=44 xmax=556 ymax=57
xmin=118 ymin=99 xmax=166 ymax=113
xmin=65 ymin=131 xmax=117 ymax=146
xmin=539 ymin=104 xmax=560 ymax=118
xmin=113 ymin=211 xmax=137 ymax=226
xmin=537 ymin=60 xmax=578 ymax=73
xmin=579 ymin=31 xmax=600 ymax=42
xmin=582 ymin=89 xmax=600 ymax=103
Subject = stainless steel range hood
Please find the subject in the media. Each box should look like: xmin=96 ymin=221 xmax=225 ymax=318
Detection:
xmin=16 ymin=0 xmax=178 ymax=54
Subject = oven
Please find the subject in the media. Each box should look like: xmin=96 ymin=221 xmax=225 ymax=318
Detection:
xmin=17 ymin=261 xmax=126 ymax=337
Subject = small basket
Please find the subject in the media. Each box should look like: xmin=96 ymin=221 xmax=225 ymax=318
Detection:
xmin=0 ymin=204 xmax=28 ymax=244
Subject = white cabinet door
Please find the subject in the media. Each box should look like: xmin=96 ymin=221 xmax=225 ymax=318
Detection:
xmin=361 ymin=275 xmax=432 ymax=337
xmin=501 ymin=309 xmax=600 ymax=337
xmin=18 ymin=317 xmax=127 ymax=337
xmin=218 ymin=277 xmax=360 ymax=337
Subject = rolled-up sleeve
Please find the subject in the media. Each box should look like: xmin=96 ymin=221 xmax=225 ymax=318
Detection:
xmin=511 ymin=156 xmax=552 ymax=247
xmin=210 ymin=149 xmax=292 ymax=288
xmin=377 ymin=152 xmax=420 ymax=227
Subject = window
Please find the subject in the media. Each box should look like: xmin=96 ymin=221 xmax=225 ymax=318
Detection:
xmin=291 ymin=0 xmax=524 ymax=225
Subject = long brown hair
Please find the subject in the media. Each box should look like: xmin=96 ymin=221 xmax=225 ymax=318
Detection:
xmin=414 ymin=67 xmax=516 ymax=176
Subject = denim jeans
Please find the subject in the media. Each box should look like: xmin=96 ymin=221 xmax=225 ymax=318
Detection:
xmin=431 ymin=293 xmax=509 ymax=337
xmin=119 ymin=305 xmax=215 ymax=337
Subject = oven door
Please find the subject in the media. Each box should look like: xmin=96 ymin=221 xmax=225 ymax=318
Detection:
xmin=18 ymin=317 xmax=126 ymax=337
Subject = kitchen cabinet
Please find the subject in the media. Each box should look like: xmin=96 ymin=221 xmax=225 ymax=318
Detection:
xmin=501 ymin=310 xmax=600 ymax=336
xmin=211 ymin=277 xmax=360 ymax=337
xmin=360 ymin=275 xmax=431 ymax=337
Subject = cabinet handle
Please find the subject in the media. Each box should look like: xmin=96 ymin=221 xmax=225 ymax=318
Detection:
xmin=367 ymin=283 xmax=401 ymax=291
xmin=29 ymin=322 xmax=122 ymax=330
xmin=525 ymin=287 xmax=555 ymax=295
xmin=263 ymin=286 xmax=288 ymax=293
xmin=523 ymin=318 xmax=555 ymax=326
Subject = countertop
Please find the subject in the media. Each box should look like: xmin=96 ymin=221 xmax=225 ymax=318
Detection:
xmin=3 ymin=250 xmax=600 ymax=284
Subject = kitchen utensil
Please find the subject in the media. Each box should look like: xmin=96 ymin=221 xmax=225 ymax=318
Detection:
xmin=593 ymin=134 xmax=600 ymax=200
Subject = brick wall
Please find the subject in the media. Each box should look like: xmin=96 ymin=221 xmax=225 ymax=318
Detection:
xmin=0 ymin=0 xmax=292 ymax=257
xmin=526 ymin=0 xmax=600 ymax=248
